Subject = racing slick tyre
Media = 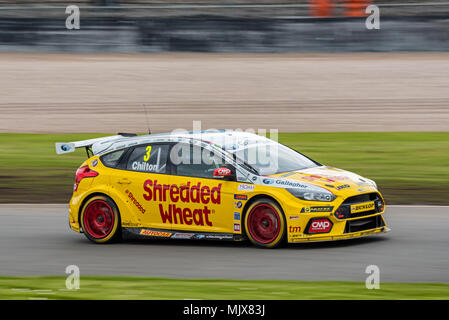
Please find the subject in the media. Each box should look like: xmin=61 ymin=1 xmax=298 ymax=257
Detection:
xmin=80 ymin=195 xmax=121 ymax=244
xmin=244 ymin=198 xmax=286 ymax=248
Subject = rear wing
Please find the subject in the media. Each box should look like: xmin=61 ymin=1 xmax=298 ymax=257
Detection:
xmin=55 ymin=133 xmax=137 ymax=157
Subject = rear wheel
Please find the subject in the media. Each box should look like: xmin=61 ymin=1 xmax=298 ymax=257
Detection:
xmin=80 ymin=195 xmax=121 ymax=244
xmin=244 ymin=198 xmax=286 ymax=248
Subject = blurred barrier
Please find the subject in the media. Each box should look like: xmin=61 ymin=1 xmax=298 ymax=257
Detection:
xmin=0 ymin=15 xmax=448 ymax=52
xmin=1 ymin=2 xmax=449 ymax=17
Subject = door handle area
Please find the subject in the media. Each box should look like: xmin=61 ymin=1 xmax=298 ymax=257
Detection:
xmin=117 ymin=179 xmax=132 ymax=185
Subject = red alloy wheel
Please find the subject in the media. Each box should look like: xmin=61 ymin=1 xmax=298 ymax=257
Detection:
xmin=247 ymin=204 xmax=281 ymax=244
xmin=83 ymin=200 xmax=114 ymax=239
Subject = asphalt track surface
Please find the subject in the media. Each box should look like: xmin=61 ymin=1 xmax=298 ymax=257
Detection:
xmin=1 ymin=205 xmax=448 ymax=283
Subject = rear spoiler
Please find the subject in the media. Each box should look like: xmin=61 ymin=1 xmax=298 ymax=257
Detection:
xmin=55 ymin=133 xmax=137 ymax=157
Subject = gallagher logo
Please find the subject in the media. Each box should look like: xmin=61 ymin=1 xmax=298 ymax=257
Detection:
xmin=143 ymin=179 xmax=221 ymax=227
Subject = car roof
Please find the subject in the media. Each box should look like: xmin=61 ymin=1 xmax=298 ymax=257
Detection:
xmin=93 ymin=130 xmax=273 ymax=155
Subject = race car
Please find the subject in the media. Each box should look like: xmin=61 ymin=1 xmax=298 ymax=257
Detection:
xmin=56 ymin=130 xmax=389 ymax=248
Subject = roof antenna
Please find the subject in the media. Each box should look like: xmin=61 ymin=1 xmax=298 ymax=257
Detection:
xmin=143 ymin=104 xmax=151 ymax=134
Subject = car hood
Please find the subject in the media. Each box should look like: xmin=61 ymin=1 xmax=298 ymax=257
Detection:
xmin=267 ymin=166 xmax=378 ymax=196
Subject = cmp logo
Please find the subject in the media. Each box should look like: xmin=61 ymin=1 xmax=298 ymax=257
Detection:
xmin=307 ymin=218 xmax=333 ymax=234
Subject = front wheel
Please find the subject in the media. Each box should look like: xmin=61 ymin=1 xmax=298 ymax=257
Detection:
xmin=80 ymin=195 xmax=121 ymax=244
xmin=244 ymin=198 xmax=286 ymax=248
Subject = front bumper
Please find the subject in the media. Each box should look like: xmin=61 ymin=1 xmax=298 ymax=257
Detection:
xmin=289 ymin=224 xmax=390 ymax=243
xmin=288 ymin=211 xmax=389 ymax=243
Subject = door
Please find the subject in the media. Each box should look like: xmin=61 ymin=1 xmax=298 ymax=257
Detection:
xmin=111 ymin=143 xmax=172 ymax=230
xmin=166 ymin=143 xmax=238 ymax=234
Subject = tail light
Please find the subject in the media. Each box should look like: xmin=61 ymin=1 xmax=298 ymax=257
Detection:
xmin=74 ymin=166 xmax=98 ymax=191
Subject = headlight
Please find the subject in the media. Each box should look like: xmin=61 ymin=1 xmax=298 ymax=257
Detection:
xmin=287 ymin=188 xmax=336 ymax=202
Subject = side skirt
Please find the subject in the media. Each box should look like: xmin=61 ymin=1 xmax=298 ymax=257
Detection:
xmin=123 ymin=227 xmax=246 ymax=242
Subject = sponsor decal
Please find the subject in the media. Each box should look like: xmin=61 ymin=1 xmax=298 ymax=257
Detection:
xmin=122 ymin=222 xmax=140 ymax=227
xmin=300 ymin=206 xmax=334 ymax=213
xmin=126 ymin=190 xmax=146 ymax=214
xmin=262 ymin=178 xmax=275 ymax=184
xmin=275 ymin=180 xmax=309 ymax=188
xmin=289 ymin=226 xmax=301 ymax=233
xmin=159 ymin=204 xmax=212 ymax=226
xmin=351 ymin=201 xmax=375 ymax=214
xmin=203 ymin=234 xmax=234 ymax=240
xmin=91 ymin=159 xmax=98 ymax=167
xmin=289 ymin=215 xmax=299 ymax=220
xmin=301 ymin=174 xmax=335 ymax=183
xmin=234 ymin=212 xmax=241 ymax=220
xmin=215 ymin=167 xmax=231 ymax=176
xmin=237 ymin=184 xmax=255 ymax=192
xmin=132 ymin=161 xmax=160 ymax=172
xmin=61 ymin=144 xmax=71 ymax=152
xmin=307 ymin=218 xmax=333 ymax=234
xmin=318 ymin=174 xmax=351 ymax=181
xmin=325 ymin=184 xmax=351 ymax=190
xmin=234 ymin=194 xmax=248 ymax=200
xmin=140 ymin=229 xmax=172 ymax=237
xmin=193 ymin=234 xmax=206 ymax=240
xmin=278 ymin=172 xmax=296 ymax=178
xmin=235 ymin=201 xmax=243 ymax=209
xmin=143 ymin=179 xmax=221 ymax=227
xmin=234 ymin=223 xmax=241 ymax=232
xmin=171 ymin=233 xmax=195 ymax=240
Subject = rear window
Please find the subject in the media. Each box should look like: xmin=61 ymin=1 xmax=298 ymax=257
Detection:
xmin=126 ymin=144 xmax=169 ymax=174
xmin=100 ymin=149 xmax=126 ymax=168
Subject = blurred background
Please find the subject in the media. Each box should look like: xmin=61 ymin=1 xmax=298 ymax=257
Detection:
xmin=0 ymin=1 xmax=449 ymax=300
xmin=0 ymin=1 xmax=448 ymax=204
xmin=0 ymin=0 xmax=449 ymax=52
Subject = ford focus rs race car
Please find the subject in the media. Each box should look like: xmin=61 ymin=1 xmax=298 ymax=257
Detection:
xmin=56 ymin=130 xmax=389 ymax=248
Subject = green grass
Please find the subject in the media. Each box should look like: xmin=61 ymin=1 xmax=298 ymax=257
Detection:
xmin=1 ymin=276 xmax=448 ymax=300
xmin=0 ymin=132 xmax=448 ymax=204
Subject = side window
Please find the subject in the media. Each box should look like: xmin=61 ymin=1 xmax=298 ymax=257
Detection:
xmin=173 ymin=144 xmax=228 ymax=179
xmin=100 ymin=149 xmax=126 ymax=168
xmin=126 ymin=144 xmax=169 ymax=174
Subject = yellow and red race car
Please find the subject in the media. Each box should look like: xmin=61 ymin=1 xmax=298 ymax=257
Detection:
xmin=56 ymin=130 xmax=389 ymax=248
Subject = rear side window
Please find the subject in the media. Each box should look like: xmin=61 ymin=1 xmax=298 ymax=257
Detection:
xmin=126 ymin=144 xmax=169 ymax=174
xmin=100 ymin=149 xmax=126 ymax=168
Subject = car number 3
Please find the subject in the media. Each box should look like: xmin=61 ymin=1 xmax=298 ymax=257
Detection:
xmin=143 ymin=146 xmax=152 ymax=162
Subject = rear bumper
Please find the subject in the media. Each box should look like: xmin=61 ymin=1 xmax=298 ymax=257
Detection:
xmin=288 ymin=225 xmax=390 ymax=243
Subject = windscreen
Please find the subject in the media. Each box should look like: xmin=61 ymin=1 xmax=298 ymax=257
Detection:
xmin=230 ymin=142 xmax=318 ymax=176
